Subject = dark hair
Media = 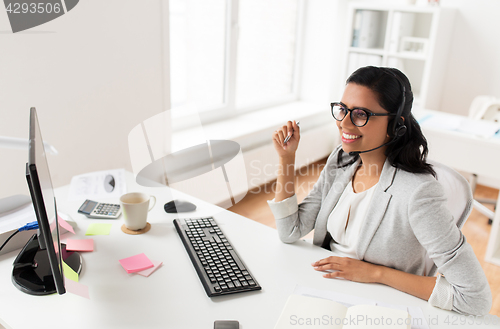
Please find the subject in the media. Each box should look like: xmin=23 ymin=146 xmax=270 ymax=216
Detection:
xmin=339 ymin=66 xmax=435 ymax=177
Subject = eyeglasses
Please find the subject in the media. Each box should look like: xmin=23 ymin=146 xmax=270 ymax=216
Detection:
xmin=331 ymin=102 xmax=396 ymax=127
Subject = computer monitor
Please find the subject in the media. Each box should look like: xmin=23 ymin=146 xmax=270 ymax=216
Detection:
xmin=12 ymin=107 xmax=81 ymax=295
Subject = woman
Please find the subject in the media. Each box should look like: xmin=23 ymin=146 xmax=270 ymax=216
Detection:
xmin=268 ymin=66 xmax=492 ymax=315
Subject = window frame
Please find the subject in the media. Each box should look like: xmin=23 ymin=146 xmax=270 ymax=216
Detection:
xmin=168 ymin=0 xmax=306 ymax=130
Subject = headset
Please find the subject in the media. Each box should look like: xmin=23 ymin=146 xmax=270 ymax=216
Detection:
xmin=348 ymin=68 xmax=408 ymax=156
xmin=387 ymin=69 xmax=408 ymax=138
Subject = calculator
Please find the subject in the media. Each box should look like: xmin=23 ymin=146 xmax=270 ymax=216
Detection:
xmin=77 ymin=199 xmax=122 ymax=219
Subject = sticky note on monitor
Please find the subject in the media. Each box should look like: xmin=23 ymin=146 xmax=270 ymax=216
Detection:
xmin=58 ymin=215 xmax=75 ymax=234
xmin=66 ymin=239 xmax=94 ymax=252
xmin=64 ymin=277 xmax=90 ymax=300
xmin=63 ymin=261 xmax=79 ymax=283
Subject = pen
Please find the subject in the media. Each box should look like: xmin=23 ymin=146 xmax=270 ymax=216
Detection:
xmin=284 ymin=121 xmax=300 ymax=144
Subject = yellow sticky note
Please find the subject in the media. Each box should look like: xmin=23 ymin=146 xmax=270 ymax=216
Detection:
xmin=63 ymin=261 xmax=79 ymax=283
xmin=85 ymin=223 xmax=112 ymax=236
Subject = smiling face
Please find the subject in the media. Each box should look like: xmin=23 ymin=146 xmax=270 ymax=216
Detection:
xmin=336 ymin=83 xmax=392 ymax=156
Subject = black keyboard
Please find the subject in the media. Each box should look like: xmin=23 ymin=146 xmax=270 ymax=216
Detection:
xmin=173 ymin=217 xmax=261 ymax=297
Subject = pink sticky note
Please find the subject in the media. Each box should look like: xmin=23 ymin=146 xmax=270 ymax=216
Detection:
xmin=119 ymin=253 xmax=154 ymax=274
xmin=66 ymin=239 xmax=94 ymax=252
xmin=136 ymin=260 xmax=163 ymax=277
xmin=64 ymin=277 xmax=90 ymax=299
xmin=58 ymin=216 xmax=75 ymax=234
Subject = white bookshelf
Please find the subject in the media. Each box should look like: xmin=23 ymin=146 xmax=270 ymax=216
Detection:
xmin=343 ymin=4 xmax=456 ymax=111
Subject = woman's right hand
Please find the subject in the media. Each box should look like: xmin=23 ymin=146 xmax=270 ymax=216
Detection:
xmin=272 ymin=120 xmax=300 ymax=158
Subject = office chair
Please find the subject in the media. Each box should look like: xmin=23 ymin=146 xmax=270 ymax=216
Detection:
xmin=468 ymin=95 xmax=500 ymax=225
xmin=424 ymin=160 xmax=473 ymax=277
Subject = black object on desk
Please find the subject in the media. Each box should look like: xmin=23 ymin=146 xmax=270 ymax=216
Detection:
xmin=164 ymin=200 xmax=197 ymax=213
xmin=174 ymin=217 xmax=261 ymax=297
xmin=214 ymin=320 xmax=239 ymax=329
xmin=12 ymin=234 xmax=82 ymax=295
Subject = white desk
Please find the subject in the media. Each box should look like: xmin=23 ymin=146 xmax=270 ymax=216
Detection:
xmin=414 ymin=109 xmax=500 ymax=267
xmin=0 ymin=172 xmax=499 ymax=329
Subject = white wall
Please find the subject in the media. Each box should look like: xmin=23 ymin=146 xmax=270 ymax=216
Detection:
xmin=0 ymin=0 xmax=167 ymax=199
xmin=2 ymin=0 xmax=500 ymax=200
xmin=439 ymin=0 xmax=500 ymax=115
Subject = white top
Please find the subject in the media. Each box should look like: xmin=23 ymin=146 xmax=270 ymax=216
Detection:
xmin=327 ymin=180 xmax=377 ymax=259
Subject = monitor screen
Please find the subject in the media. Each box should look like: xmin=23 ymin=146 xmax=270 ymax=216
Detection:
xmin=14 ymin=107 xmax=66 ymax=295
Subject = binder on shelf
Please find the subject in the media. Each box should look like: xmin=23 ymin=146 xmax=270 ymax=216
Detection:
xmin=388 ymin=12 xmax=415 ymax=53
xmin=351 ymin=10 xmax=362 ymax=47
xmin=358 ymin=10 xmax=383 ymax=49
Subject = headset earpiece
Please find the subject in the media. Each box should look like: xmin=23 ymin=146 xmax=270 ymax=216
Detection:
xmin=395 ymin=116 xmax=407 ymax=137
xmin=384 ymin=68 xmax=407 ymax=138
xmin=395 ymin=125 xmax=407 ymax=137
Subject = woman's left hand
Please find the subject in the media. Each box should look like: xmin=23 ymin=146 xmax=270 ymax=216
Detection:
xmin=311 ymin=256 xmax=382 ymax=283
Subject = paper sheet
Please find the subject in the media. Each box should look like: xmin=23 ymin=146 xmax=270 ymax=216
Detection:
xmin=136 ymin=260 xmax=163 ymax=277
xmin=417 ymin=112 xmax=500 ymax=138
xmin=292 ymin=285 xmax=429 ymax=329
xmin=0 ymin=204 xmax=36 ymax=234
xmin=293 ymin=285 xmax=376 ymax=308
xmin=457 ymin=119 xmax=500 ymax=138
xmin=418 ymin=113 xmax=462 ymax=131
xmin=68 ymin=169 xmax=126 ymax=201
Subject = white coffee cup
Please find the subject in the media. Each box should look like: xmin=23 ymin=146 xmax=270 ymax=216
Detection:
xmin=120 ymin=192 xmax=156 ymax=230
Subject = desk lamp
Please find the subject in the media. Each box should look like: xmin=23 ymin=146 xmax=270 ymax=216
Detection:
xmin=128 ymin=107 xmax=248 ymax=210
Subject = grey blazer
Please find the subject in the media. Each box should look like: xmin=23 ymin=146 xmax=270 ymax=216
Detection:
xmin=271 ymin=146 xmax=492 ymax=315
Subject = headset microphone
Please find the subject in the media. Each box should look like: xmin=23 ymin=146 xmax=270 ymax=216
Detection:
xmin=348 ymin=136 xmax=397 ymax=156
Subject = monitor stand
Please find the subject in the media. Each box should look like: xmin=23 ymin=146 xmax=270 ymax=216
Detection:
xmin=12 ymin=233 xmax=82 ymax=295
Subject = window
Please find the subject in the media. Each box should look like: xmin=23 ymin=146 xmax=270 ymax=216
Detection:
xmin=169 ymin=0 xmax=302 ymax=122
xmin=236 ymin=0 xmax=300 ymax=108
xmin=169 ymin=0 xmax=226 ymax=110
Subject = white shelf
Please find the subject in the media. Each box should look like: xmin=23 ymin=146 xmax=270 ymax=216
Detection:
xmin=349 ymin=3 xmax=440 ymax=14
xmin=343 ymin=4 xmax=456 ymax=111
xmin=388 ymin=52 xmax=427 ymax=61
xmin=348 ymin=47 xmax=385 ymax=56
